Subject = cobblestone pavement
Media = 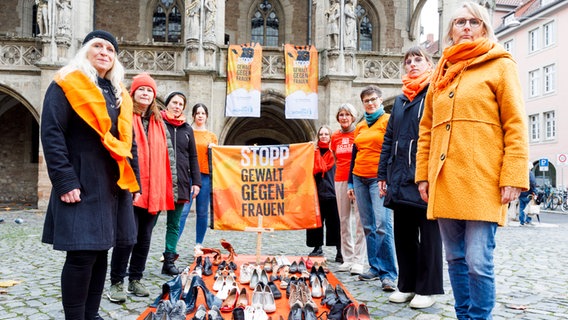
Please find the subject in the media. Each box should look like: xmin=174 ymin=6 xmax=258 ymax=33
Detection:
xmin=1 ymin=208 xmax=568 ymax=319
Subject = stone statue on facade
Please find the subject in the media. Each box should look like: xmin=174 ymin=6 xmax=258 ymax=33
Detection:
xmin=344 ymin=0 xmax=357 ymax=49
xmin=186 ymin=0 xmax=200 ymax=40
xmin=35 ymin=0 xmax=51 ymax=36
xmin=56 ymin=0 xmax=72 ymax=36
xmin=204 ymin=0 xmax=216 ymax=41
xmin=325 ymin=0 xmax=340 ymax=49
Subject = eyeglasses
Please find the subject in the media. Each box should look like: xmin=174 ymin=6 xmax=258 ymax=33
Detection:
xmin=453 ymin=18 xmax=482 ymax=28
xmin=362 ymin=96 xmax=380 ymax=104
xmin=405 ymin=56 xmax=425 ymax=65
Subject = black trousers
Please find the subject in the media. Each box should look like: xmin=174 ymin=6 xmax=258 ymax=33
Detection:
xmin=306 ymin=197 xmax=341 ymax=247
xmin=394 ymin=204 xmax=444 ymax=295
xmin=61 ymin=250 xmax=108 ymax=320
xmin=110 ymin=206 xmax=158 ymax=284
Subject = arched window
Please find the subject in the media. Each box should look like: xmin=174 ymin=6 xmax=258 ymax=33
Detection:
xmin=251 ymin=0 xmax=279 ymax=46
xmin=152 ymin=0 xmax=183 ymax=42
xmin=356 ymin=3 xmax=374 ymax=51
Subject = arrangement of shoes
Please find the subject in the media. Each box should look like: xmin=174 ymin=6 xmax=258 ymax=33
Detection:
xmin=149 ymin=238 xmax=380 ymax=320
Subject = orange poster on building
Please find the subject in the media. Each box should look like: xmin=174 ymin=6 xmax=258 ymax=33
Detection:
xmin=284 ymin=44 xmax=318 ymax=119
xmin=225 ymin=43 xmax=262 ymax=117
xmin=211 ymin=142 xmax=321 ymax=231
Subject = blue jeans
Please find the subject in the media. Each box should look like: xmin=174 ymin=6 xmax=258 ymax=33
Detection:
xmin=353 ymin=175 xmax=397 ymax=281
xmin=518 ymin=196 xmax=532 ymax=225
xmin=178 ymin=173 xmax=210 ymax=245
xmin=438 ymin=219 xmax=498 ymax=320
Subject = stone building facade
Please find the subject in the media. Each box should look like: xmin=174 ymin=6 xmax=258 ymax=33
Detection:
xmin=0 ymin=0 xmax=466 ymax=208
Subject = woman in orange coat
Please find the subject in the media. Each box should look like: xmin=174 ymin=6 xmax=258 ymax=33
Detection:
xmin=415 ymin=2 xmax=529 ymax=318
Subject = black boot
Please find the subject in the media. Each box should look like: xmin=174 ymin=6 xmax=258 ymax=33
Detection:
xmin=335 ymin=245 xmax=343 ymax=263
xmin=162 ymin=252 xmax=180 ymax=276
xmin=308 ymin=246 xmax=323 ymax=257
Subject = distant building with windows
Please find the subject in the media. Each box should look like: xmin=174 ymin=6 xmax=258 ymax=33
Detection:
xmin=495 ymin=0 xmax=568 ymax=188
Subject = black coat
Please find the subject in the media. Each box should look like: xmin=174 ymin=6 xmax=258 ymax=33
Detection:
xmin=40 ymin=78 xmax=139 ymax=251
xmin=378 ymin=86 xmax=428 ymax=210
xmin=164 ymin=120 xmax=201 ymax=201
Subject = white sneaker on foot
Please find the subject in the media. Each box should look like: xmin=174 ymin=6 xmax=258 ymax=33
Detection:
xmin=409 ymin=294 xmax=435 ymax=308
xmin=194 ymin=244 xmax=203 ymax=256
xmin=388 ymin=291 xmax=414 ymax=303
xmin=349 ymin=263 xmax=364 ymax=275
xmin=337 ymin=262 xmax=352 ymax=272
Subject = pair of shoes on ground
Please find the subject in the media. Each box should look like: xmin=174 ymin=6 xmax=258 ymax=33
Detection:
xmin=152 ymin=299 xmax=186 ymax=320
xmin=107 ymin=280 xmax=149 ymax=303
xmin=388 ymin=291 xmax=436 ymax=308
xmin=337 ymin=262 xmax=364 ymax=275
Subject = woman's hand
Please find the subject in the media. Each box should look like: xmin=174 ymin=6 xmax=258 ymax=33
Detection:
xmin=60 ymin=188 xmax=81 ymax=203
xmin=378 ymin=180 xmax=387 ymax=197
xmin=132 ymin=192 xmax=141 ymax=203
xmin=501 ymin=186 xmax=522 ymax=204
xmin=347 ymin=189 xmax=356 ymax=201
xmin=191 ymin=185 xmax=201 ymax=198
xmin=418 ymin=181 xmax=429 ymax=203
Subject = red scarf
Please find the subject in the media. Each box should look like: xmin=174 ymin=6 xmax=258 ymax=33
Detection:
xmin=402 ymin=70 xmax=431 ymax=102
xmin=431 ymin=38 xmax=494 ymax=93
xmin=54 ymin=70 xmax=139 ymax=192
xmin=161 ymin=110 xmax=186 ymax=126
xmin=132 ymin=114 xmax=174 ymax=214
xmin=313 ymin=140 xmax=334 ymax=176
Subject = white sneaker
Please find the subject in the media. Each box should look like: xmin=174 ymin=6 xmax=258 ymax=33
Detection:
xmin=409 ymin=294 xmax=435 ymax=308
xmin=349 ymin=263 xmax=364 ymax=275
xmin=337 ymin=262 xmax=353 ymax=272
xmin=389 ymin=291 xmax=415 ymax=303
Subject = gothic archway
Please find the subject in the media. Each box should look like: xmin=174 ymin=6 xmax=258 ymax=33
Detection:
xmin=0 ymin=87 xmax=39 ymax=205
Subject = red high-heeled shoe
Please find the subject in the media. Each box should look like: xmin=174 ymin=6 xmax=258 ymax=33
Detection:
xmin=357 ymin=303 xmax=371 ymax=320
xmin=220 ymin=287 xmax=239 ymax=312
xmin=343 ymin=302 xmax=357 ymax=320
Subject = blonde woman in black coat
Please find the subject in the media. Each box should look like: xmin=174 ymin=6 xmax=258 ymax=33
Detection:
xmin=41 ymin=30 xmax=139 ymax=320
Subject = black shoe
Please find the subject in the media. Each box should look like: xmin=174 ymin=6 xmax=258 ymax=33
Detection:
xmin=308 ymin=246 xmax=323 ymax=257
xmin=334 ymin=251 xmax=343 ymax=263
xmin=162 ymin=252 xmax=181 ymax=276
xmin=202 ymin=256 xmax=213 ymax=276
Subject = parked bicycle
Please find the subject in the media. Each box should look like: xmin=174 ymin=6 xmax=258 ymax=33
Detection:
xmin=536 ymin=185 xmax=561 ymax=211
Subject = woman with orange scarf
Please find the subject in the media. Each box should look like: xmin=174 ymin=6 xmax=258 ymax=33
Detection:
xmin=41 ymin=30 xmax=139 ymax=319
xmin=415 ymin=2 xmax=528 ymax=319
xmin=108 ymin=73 xmax=176 ymax=304
xmin=378 ymin=46 xmax=443 ymax=309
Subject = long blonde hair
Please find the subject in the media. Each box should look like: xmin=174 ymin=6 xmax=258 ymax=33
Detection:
xmin=57 ymin=38 xmax=126 ymax=105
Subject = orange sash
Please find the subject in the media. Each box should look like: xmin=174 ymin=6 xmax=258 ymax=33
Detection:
xmin=54 ymin=70 xmax=139 ymax=192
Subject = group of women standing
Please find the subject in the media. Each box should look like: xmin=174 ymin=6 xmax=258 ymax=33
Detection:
xmin=41 ymin=2 xmax=529 ymax=318
xmin=40 ymin=30 xmax=217 ymax=319
xmin=309 ymin=3 xmax=529 ymax=319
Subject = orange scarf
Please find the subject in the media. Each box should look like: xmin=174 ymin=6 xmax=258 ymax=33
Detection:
xmin=161 ymin=110 xmax=186 ymax=127
xmin=132 ymin=114 xmax=174 ymax=214
xmin=402 ymin=70 xmax=431 ymax=102
xmin=54 ymin=70 xmax=139 ymax=192
xmin=431 ymin=38 xmax=494 ymax=93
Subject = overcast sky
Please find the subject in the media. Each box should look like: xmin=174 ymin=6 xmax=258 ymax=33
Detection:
xmin=420 ymin=0 xmax=439 ymax=42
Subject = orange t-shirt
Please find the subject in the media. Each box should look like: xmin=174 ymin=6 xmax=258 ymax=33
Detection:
xmin=330 ymin=130 xmax=354 ymax=182
xmin=193 ymin=129 xmax=218 ymax=174
xmin=352 ymin=115 xmax=390 ymax=178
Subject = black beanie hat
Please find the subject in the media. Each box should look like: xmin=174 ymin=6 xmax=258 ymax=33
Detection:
xmin=82 ymin=30 xmax=119 ymax=53
xmin=165 ymin=91 xmax=187 ymax=109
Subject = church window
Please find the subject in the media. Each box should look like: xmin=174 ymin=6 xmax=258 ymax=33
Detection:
xmin=153 ymin=0 xmax=183 ymax=42
xmin=251 ymin=0 xmax=279 ymax=46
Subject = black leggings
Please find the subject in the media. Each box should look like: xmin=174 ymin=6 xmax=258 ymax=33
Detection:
xmin=61 ymin=250 xmax=108 ymax=320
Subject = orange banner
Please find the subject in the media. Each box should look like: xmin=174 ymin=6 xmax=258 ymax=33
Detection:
xmin=225 ymin=43 xmax=262 ymax=117
xmin=284 ymin=44 xmax=319 ymax=119
xmin=211 ymin=142 xmax=321 ymax=231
